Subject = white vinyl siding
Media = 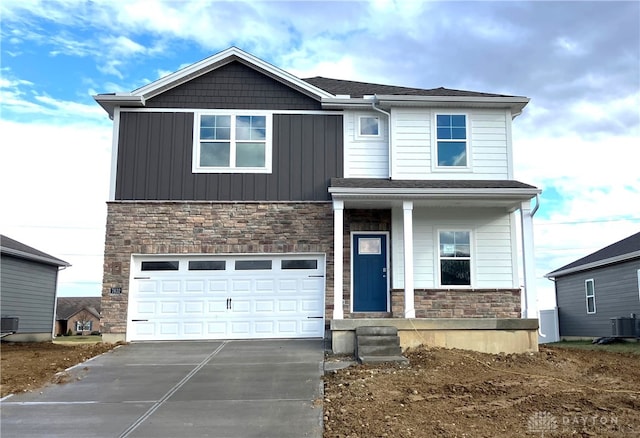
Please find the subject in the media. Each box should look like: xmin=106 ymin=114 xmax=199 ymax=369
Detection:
xmin=343 ymin=111 xmax=389 ymax=178
xmin=390 ymin=108 xmax=510 ymax=180
xmin=392 ymin=108 xmax=431 ymax=178
xmin=470 ymin=111 xmax=509 ymax=176
xmin=391 ymin=208 xmax=515 ymax=289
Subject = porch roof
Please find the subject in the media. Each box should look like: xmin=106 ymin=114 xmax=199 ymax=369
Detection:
xmin=328 ymin=178 xmax=540 ymax=210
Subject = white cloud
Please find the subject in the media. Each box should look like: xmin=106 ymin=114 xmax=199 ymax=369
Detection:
xmin=0 ymin=119 xmax=112 ymax=297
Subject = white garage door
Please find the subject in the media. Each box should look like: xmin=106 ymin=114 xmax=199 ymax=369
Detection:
xmin=127 ymin=254 xmax=325 ymax=341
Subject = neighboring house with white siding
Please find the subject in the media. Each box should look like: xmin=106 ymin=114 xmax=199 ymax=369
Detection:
xmin=94 ymin=47 xmax=540 ymax=354
xmin=0 ymin=235 xmax=70 ymax=341
xmin=546 ymin=231 xmax=640 ymax=339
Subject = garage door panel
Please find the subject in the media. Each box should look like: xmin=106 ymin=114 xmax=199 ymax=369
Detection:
xmin=159 ymin=323 xmax=179 ymax=335
xmin=208 ymin=280 xmax=229 ymax=293
xmin=208 ymin=301 xmax=227 ymax=313
xmin=185 ymin=280 xmax=206 ymax=293
xmin=138 ymin=281 xmax=157 ymax=293
xmin=207 ymin=321 xmax=227 ymax=335
xmin=255 ymin=279 xmax=275 ymax=292
xmin=129 ymin=254 xmax=325 ymax=341
xmin=255 ymin=321 xmax=275 ymax=334
xmin=301 ymin=299 xmax=322 ymax=312
xmin=184 ymin=323 xmax=204 ymax=335
xmin=161 ymin=281 xmax=181 ymax=293
xmin=277 ymin=279 xmax=297 ymax=291
xmin=160 ymin=302 xmax=180 ymax=315
xmin=278 ymin=300 xmax=297 ymax=312
xmin=184 ymin=301 xmax=204 ymax=314
xmin=231 ymin=279 xmax=251 ymax=292
xmin=255 ymin=300 xmax=275 ymax=312
xmin=301 ymin=320 xmax=323 ymax=335
xmin=136 ymin=302 xmax=156 ymax=315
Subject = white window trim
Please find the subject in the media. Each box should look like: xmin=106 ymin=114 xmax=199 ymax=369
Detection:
xmin=436 ymin=229 xmax=473 ymax=288
xmin=356 ymin=115 xmax=381 ymax=140
xmin=636 ymin=269 xmax=639 ymax=302
xmin=432 ymin=112 xmax=471 ymax=172
xmin=585 ymin=278 xmax=596 ymax=314
xmin=192 ymin=110 xmax=273 ymax=174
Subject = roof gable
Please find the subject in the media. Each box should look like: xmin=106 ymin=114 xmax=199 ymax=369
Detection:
xmin=0 ymin=234 xmax=70 ymax=267
xmin=546 ymin=231 xmax=640 ymax=278
xmin=56 ymin=297 xmax=101 ymax=320
xmin=94 ymin=46 xmax=530 ymax=117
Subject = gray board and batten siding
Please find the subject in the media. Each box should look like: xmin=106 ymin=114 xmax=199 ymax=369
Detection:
xmin=0 ymin=256 xmax=59 ymax=334
xmin=115 ymin=61 xmax=343 ymax=201
xmin=555 ymin=258 xmax=640 ymax=338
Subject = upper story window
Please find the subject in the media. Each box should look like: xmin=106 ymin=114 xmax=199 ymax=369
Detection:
xmin=358 ymin=116 xmax=380 ymax=138
xmin=438 ymin=230 xmax=471 ymax=286
xmin=436 ymin=114 xmax=468 ymax=167
xmin=193 ymin=112 xmax=272 ymax=173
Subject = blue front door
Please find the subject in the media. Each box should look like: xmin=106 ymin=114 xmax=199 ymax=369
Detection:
xmin=353 ymin=234 xmax=388 ymax=312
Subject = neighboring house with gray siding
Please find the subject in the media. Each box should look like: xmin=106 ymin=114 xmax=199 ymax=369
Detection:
xmin=1 ymin=235 xmax=70 ymax=341
xmin=94 ymin=47 xmax=540 ymax=354
xmin=546 ymin=231 xmax=640 ymax=339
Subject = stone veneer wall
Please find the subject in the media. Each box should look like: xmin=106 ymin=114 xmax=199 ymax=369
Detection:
xmin=391 ymin=289 xmax=521 ymax=318
xmin=101 ymin=202 xmax=334 ymax=336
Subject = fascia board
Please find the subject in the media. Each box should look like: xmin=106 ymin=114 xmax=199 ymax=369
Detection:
xmin=93 ymin=94 xmax=145 ymax=117
xmin=544 ymin=251 xmax=640 ymax=279
xmin=328 ymin=187 xmax=540 ymax=198
xmin=1 ymin=248 xmax=71 ymax=267
xmin=131 ymin=47 xmax=334 ymax=101
xmin=322 ymin=95 xmax=529 ymax=113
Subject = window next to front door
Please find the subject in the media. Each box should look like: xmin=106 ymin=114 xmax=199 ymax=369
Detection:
xmin=438 ymin=230 xmax=471 ymax=286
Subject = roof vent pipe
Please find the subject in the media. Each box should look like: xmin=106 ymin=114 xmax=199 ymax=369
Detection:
xmin=372 ymin=96 xmax=392 ymax=179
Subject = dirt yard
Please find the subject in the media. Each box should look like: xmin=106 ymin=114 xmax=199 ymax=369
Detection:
xmin=324 ymin=345 xmax=640 ymax=438
xmin=0 ymin=341 xmax=117 ymax=397
xmin=2 ymin=342 xmax=639 ymax=437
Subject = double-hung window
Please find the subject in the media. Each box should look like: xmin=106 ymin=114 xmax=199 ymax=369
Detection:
xmin=438 ymin=230 xmax=471 ymax=286
xmin=585 ymin=279 xmax=596 ymax=314
xmin=194 ymin=112 xmax=272 ymax=173
xmin=436 ymin=114 xmax=468 ymax=167
xmin=76 ymin=321 xmax=92 ymax=332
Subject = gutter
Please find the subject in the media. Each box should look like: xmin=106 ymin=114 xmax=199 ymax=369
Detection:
xmin=372 ymin=96 xmax=392 ymax=179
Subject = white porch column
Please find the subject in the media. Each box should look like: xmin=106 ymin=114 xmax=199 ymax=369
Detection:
xmin=520 ymin=200 xmax=537 ymax=319
xmin=403 ymin=201 xmax=416 ymax=318
xmin=333 ymin=200 xmax=344 ymax=320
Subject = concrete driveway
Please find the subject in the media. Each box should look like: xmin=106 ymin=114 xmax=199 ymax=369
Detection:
xmin=0 ymin=339 xmax=324 ymax=438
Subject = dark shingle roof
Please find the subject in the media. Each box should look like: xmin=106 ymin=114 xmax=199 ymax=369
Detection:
xmin=303 ymin=77 xmax=519 ymax=99
xmin=0 ymin=235 xmax=70 ymax=267
xmin=56 ymin=297 xmax=101 ymax=320
xmin=330 ymin=178 xmax=538 ymax=190
xmin=546 ymin=231 xmax=640 ymax=278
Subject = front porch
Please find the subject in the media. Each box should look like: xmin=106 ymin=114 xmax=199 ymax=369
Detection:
xmin=328 ymin=178 xmax=541 ymax=355
xmin=331 ymin=318 xmax=539 ymax=355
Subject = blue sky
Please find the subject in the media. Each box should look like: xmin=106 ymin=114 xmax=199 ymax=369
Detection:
xmin=1 ymin=0 xmax=639 ymax=309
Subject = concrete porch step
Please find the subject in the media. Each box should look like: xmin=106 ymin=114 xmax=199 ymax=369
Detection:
xmin=357 ymin=344 xmax=402 ymax=356
xmin=355 ymin=326 xmax=398 ymax=336
xmin=358 ymin=355 xmax=410 ymax=366
xmin=357 ymin=335 xmax=400 ymax=346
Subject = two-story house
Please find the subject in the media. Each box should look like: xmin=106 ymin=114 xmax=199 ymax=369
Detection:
xmin=95 ymin=47 xmax=540 ymax=353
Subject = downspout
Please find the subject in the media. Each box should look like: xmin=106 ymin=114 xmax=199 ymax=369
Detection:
xmin=372 ymin=96 xmax=392 ymax=179
xmin=531 ymin=193 xmax=540 ymax=217
xmin=51 ymin=264 xmax=69 ymax=339
xmin=521 ymin=194 xmax=540 ymax=322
